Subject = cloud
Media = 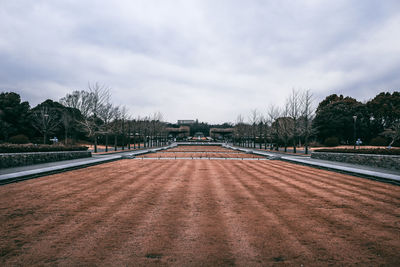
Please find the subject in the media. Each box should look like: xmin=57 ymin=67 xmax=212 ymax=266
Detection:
xmin=1 ymin=0 xmax=399 ymax=123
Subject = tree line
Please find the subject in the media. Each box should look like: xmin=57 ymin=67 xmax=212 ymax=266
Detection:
xmin=1 ymin=85 xmax=399 ymax=153
xmin=233 ymin=90 xmax=400 ymax=152
xmin=0 ymin=83 xmax=167 ymax=152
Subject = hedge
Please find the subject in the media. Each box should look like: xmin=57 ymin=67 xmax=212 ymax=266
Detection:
xmin=0 ymin=144 xmax=88 ymax=153
xmin=313 ymin=148 xmax=400 ymax=155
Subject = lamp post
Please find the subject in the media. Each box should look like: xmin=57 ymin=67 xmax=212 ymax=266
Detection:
xmin=135 ymin=133 xmax=139 ymax=149
xmin=353 ymin=115 xmax=357 ymax=149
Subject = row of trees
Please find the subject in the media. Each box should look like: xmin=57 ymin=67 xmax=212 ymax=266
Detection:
xmin=234 ymin=89 xmax=314 ymax=153
xmin=1 ymin=85 xmax=399 ymax=153
xmin=0 ymin=83 xmax=168 ymax=152
xmin=233 ymin=90 xmax=400 ymax=152
xmin=59 ymin=83 xmax=167 ymax=152
xmin=314 ymin=92 xmax=400 ymax=147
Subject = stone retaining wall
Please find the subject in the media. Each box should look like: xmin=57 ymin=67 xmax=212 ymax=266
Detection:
xmin=311 ymin=152 xmax=400 ymax=171
xmin=0 ymin=151 xmax=92 ymax=169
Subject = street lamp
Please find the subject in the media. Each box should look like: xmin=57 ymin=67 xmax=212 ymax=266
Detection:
xmin=353 ymin=115 xmax=357 ymax=149
xmin=135 ymin=133 xmax=139 ymax=149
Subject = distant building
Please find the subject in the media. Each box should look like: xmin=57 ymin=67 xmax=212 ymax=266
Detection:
xmin=177 ymin=120 xmax=195 ymax=125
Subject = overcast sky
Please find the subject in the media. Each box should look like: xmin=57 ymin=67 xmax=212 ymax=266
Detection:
xmin=1 ymin=0 xmax=399 ymax=123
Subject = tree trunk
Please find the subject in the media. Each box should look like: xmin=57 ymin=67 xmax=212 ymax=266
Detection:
xmin=64 ymin=127 xmax=68 ymax=145
xmin=304 ymin=134 xmax=309 ymax=154
xmin=127 ymin=123 xmax=131 ymax=149
xmin=105 ymin=134 xmax=109 ymax=152
xmin=94 ymin=134 xmax=98 ymax=153
xmin=121 ymin=120 xmax=125 ymax=150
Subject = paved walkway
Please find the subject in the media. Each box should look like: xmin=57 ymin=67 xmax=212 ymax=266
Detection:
xmin=224 ymin=144 xmax=400 ymax=184
xmin=0 ymin=145 xmax=174 ymax=184
xmin=1 ymin=143 xmax=399 ymax=185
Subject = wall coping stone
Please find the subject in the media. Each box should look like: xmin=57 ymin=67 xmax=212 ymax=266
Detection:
xmin=0 ymin=151 xmax=92 ymax=169
xmin=0 ymin=151 xmax=90 ymax=156
xmin=311 ymin=151 xmax=400 ymax=171
xmin=312 ymin=151 xmax=400 ymax=158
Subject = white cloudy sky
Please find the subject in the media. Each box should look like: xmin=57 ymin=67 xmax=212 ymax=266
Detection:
xmin=1 ymin=0 xmax=400 ymax=123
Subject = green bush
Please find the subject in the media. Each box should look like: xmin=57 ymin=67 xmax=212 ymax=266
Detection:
xmin=0 ymin=144 xmax=88 ymax=153
xmin=324 ymin=137 xmax=339 ymax=147
xmin=369 ymin=136 xmax=387 ymax=146
xmin=9 ymin=134 xmax=30 ymax=144
xmin=313 ymin=148 xmax=400 ymax=155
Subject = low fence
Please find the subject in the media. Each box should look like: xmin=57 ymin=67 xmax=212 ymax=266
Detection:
xmin=311 ymin=152 xmax=400 ymax=171
xmin=0 ymin=151 xmax=92 ymax=169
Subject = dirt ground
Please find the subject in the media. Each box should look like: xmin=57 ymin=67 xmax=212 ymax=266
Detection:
xmin=137 ymin=152 xmax=264 ymax=159
xmin=1 ymin=159 xmax=400 ymax=266
xmin=166 ymin=145 xmax=233 ymax=152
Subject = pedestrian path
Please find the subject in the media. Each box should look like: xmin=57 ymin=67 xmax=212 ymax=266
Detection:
xmin=224 ymin=144 xmax=400 ymax=184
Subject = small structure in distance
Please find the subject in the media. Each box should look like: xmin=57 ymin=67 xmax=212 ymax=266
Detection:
xmin=177 ymin=120 xmax=196 ymax=125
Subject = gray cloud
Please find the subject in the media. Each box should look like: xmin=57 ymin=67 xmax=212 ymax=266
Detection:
xmin=1 ymin=0 xmax=399 ymax=123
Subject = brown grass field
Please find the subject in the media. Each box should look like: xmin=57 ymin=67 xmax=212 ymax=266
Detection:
xmin=137 ymin=152 xmax=264 ymax=159
xmin=165 ymin=145 xmax=233 ymax=152
xmin=0 ymin=147 xmax=400 ymax=266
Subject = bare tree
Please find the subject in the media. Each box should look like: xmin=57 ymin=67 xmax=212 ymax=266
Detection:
xmin=300 ymin=89 xmax=315 ymax=154
xmin=287 ymin=89 xmax=301 ymax=153
xmin=151 ymin=112 xmax=164 ymax=147
xmin=61 ymin=90 xmax=93 ymax=118
xmin=143 ymin=115 xmax=151 ymax=148
xmin=234 ymin=114 xmax=246 ymax=146
xmin=126 ymin=116 xmax=132 ymax=150
xmin=61 ymin=109 xmax=73 ymax=145
xmin=111 ymin=106 xmax=121 ymax=151
xmin=383 ymin=121 xmax=400 ymax=147
xmin=60 ymin=91 xmax=81 ymax=110
xmin=249 ymin=109 xmax=261 ymax=148
xmin=120 ymin=106 xmax=129 ymax=150
xmin=31 ymin=106 xmax=60 ymax=144
xmin=131 ymin=117 xmax=140 ymax=149
xmin=274 ymin=103 xmax=294 ymax=152
xmin=258 ymin=114 xmax=267 ymax=149
xmin=60 ymin=90 xmax=91 ymax=144
xmin=87 ymin=83 xmax=109 ymax=152
xmin=98 ymin=93 xmax=117 ymax=152
xmin=267 ymin=105 xmax=281 ymax=150
xmin=61 ymin=84 xmax=110 ymax=152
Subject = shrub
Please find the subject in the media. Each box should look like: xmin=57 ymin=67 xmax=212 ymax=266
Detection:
xmin=313 ymin=148 xmax=400 ymax=155
xmin=369 ymin=136 xmax=387 ymax=146
xmin=9 ymin=134 xmax=30 ymax=144
xmin=0 ymin=144 xmax=88 ymax=153
xmin=324 ymin=137 xmax=339 ymax=147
